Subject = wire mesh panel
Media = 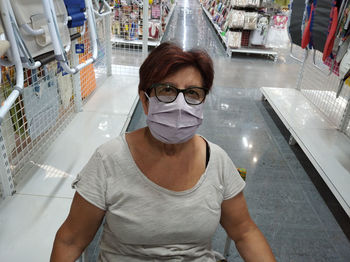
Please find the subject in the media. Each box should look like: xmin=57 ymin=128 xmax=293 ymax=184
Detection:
xmin=298 ymin=49 xmax=350 ymax=129
xmin=111 ymin=1 xmax=146 ymax=75
xmin=0 ymin=1 xmax=112 ymax=196
xmin=110 ymin=0 xmax=175 ymax=75
xmin=79 ymin=15 xmax=109 ymax=104
xmin=95 ymin=15 xmax=109 ymax=86
xmin=0 ymin=58 xmax=76 ymax=187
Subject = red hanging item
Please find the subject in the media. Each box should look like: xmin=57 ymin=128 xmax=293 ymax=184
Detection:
xmin=301 ymin=2 xmax=315 ymax=49
xmin=323 ymin=3 xmax=338 ymax=61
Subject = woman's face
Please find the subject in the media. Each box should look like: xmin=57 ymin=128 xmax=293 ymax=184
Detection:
xmin=140 ymin=66 xmax=203 ymax=115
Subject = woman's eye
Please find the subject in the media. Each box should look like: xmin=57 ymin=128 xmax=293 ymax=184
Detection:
xmin=187 ymin=90 xmax=199 ymax=96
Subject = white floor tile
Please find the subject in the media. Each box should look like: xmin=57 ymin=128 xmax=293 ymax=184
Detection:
xmin=16 ymin=112 xmax=128 ymax=198
xmin=0 ymin=194 xmax=71 ymax=262
xmin=83 ymin=75 xmax=139 ymax=115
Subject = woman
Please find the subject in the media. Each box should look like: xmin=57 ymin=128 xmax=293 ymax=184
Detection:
xmin=50 ymin=42 xmax=276 ymax=262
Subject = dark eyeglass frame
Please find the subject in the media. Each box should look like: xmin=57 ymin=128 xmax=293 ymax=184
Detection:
xmin=147 ymin=83 xmax=209 ymax=105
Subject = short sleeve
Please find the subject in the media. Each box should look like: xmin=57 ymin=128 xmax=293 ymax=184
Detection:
xmin=72 ymin=149 xmax=107 ymax=210
xmin=222 ymin=153 xmax=246 ymax=200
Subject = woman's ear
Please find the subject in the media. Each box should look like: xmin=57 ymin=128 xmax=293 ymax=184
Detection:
xmin=139 ymin=91 xmax=149 ymax=115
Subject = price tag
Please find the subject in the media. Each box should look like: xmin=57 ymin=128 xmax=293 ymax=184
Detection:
xmin=75 ymin=44 xmax=85 ymax=54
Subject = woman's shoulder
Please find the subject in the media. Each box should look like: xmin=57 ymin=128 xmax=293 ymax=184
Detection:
xmin=200 ymin=135 xmax=229 ymax=158
xmin=96 ymin=134 xmax=128 ymax=159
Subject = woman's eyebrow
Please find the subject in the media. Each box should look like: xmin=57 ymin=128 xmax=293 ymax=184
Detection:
xmin=159 ymin=81 xmax=177 ymax=86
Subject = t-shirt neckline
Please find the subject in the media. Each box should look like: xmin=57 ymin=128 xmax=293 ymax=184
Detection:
xmin=121 ymin=133 xmax=211 ymax=196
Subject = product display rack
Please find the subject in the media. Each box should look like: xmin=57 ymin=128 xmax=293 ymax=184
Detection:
xmin=111 ymin=0 xmax=176 ymax=48
xmin=261 ymin=87 xmax=350 ymax=217
xmin=261 ymin=38 xmax=350 ymax=216
xmin=200 ymin=0 xmax=283 ymax=60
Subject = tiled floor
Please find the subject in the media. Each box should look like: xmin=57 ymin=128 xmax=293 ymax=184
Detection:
xmin=1 ymin=0 xmax=350 ymax=261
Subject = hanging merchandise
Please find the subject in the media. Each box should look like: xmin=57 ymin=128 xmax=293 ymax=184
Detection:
xmin=339 ymin=50 xmax=350 ymax=78
xmin=80 ymin=54 xmax=97 ymax=98
xmin=79 ymin=27 xmax=97 ymax=99
xmin=227 ymin=31 xmax=242 ymax=48
xmin=243 ymin=12 xmax=258 ymax=30
xmin=322 ymin=0 xmax=340 ymax=61
xmin=9 ymin=0 xmax=70 ymax=58
xmin=112 ymin=20 xmax=121 ymax=36
xmin=266 ymin=15 xmax=290 ymax=49
xmin=149 ymin=21 xmax=161 ymax=39
xmin=63 ymin=0 xmax=87 ymax=28
xmin=275 ymin=0 xmax=290 ymax=8
xmin=231 ymin=0 xmax=248 ymax=8
xmin=112 ymin=0 xmax=175 ymax=43
xmin=57 ymin=66 xmax=73 ymax=109
xmin=338 ymin=46 xmax=350 ymax=97
xmin=0 ymin=69 xmax=17 ymax=159
xmin=22 ymin=69 xmax=60 ymax=140
xmin=301 ymin=0 xmax=317 ymax=49
xmin=250 ymin=15 xmax=270 ymax=45
xmin=246 ymin=0 xmax=260 ymax=8
xmin=0 ymin=21 xmax=10 ymax=57
xmin=151 ymin=4 xmax=161 ymax=19
xmin=229 ymin=10 xmax=245 ymax=29
xmin=0 ymin=39 xmax=9 ymax=57
xmin=1 ymin=67 xmax=30 ymax=153
xmin=323 ymin=0 xmax=350 ymax=66
xmin=334 ymin=1 xmax=350 ymax=63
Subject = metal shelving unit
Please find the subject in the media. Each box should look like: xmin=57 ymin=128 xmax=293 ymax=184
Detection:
xmin=111 ymin=1 xmax=176 ymax=48
xmin=261 ymin=87 xmax=350 ymax=217
xmin=200 ymin=2 xmax=278 ymax=60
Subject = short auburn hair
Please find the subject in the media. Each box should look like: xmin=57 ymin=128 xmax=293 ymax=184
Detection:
xmin=139 ymin=42 xmax=214 ymax=93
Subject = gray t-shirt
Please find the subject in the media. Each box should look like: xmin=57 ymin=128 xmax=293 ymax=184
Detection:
xmin=72 ymin=134 xmax=245 ymax=262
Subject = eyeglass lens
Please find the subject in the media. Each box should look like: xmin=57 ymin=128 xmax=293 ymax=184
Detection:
xmin=155 ymin=84 xmax=206 ymax=104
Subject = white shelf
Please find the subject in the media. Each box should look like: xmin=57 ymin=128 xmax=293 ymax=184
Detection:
xmin=111 ymin=36 xmax=160 ymax=47
xmin=111 ymin=3 xmax=176 ymax=47
xmin=230 ymin=47 xmax=277 ymax=57
xmin=261 ymin=87 xmax=350 ymax=217
xmin=200 ymin=4 xmax=278 ymax=60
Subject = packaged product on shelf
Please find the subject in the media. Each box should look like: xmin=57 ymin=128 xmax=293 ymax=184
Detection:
xmin=151 ymin=4 xmax=161 ymax=19
xmin=243 ymin=12 xmax=258 ymax=30
xmin=149 ymin=21 xmax=161 ymax=39
xmin=231 ymin=0 xmax=248 ymax=8
xmin=249 ymin=15 xmax=270 ymax=46
xmin=265 ymin=15 xmax=290 ymax=49
xmin=229 ymin=10 xmax=245 ymax=29
xmin=57 ymin=72 xmax=73 ymax=109
xmin=227 ymin=31 xmax=242 ymax=48
xmin=241 ymin=30 xmax=251 ymax=47
xmin=246 ymin=0 xmax=260 ymax=8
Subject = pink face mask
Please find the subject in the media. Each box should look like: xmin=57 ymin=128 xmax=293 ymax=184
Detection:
xmin=145 ymin=93 xmax=204 ymax=144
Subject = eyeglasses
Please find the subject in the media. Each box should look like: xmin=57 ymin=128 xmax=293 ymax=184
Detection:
xmin=147 ymin=83 xmax=208 ymax=105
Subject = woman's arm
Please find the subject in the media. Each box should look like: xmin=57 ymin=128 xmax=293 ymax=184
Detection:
xmin=220 ymin=192 xmax=276 ymax=262
xmin=50 ymin=192 xmax=106 ymax=262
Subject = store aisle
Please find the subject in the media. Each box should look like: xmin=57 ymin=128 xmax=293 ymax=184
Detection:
xmin=162 ymin=0 xmax=226 ymax=56
xmin=127 ymin=1 xmax=350 ymax=262
xmin=0 ymin=0 xmax=349 ymax=261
